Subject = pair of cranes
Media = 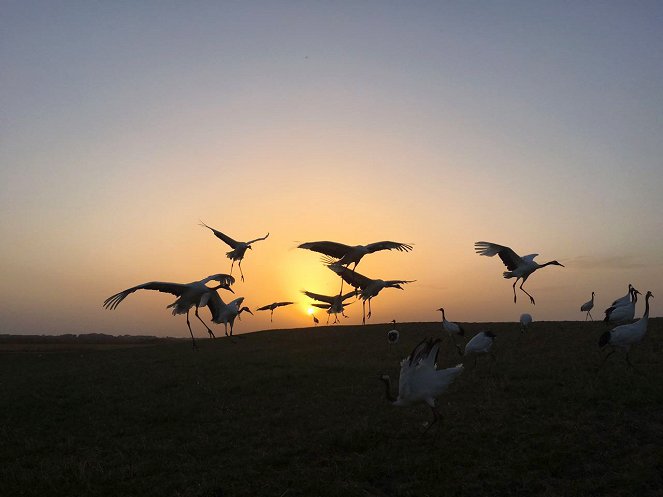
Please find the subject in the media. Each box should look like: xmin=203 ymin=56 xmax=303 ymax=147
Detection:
xmin=103 ymin=223 xmax=271 ymax=347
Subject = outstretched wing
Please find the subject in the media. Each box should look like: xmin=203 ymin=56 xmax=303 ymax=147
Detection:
xmin=247 ymin=233 xmax=269 ymax=245
xmin=298 ymin=240 xmax=352 ymax=259
xmin=365 ymin=241 xmax=413 ymax=254
xmin=302 ymin=290 xmax=334 ymax=304
xmin=474 ymin=241 xmax=523 ymax=271
xmin=200 ymin=222 xmax=240 ymax=249
xmin=256 ymin=304 xmax=273 ymax=311
xmin=102 ymin=281 xmax=188 ymax=310
xmin=328 ymin=265 xmax=372 ymax=289
xmin=274 ymin=301 xmax=294 ymax=308
xmin=200 ymin=273 xmax=235 ymax=286
xmin=311 ymin=303 xmax=331 ymax=309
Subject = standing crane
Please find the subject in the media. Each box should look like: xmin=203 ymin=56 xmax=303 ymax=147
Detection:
xmin=599 ymin=291 xmax=653 ymax=368
xmin=581 ymin=292 xmax=595 ymax=321
xmin=200 ymin=222 xmax=269 ymax=282
xmin=474 ymin=241 xmax=564 ymax=305
xmin=604 ymin=287 xmax=640 ymax=324
xmin=103 ymin=273 xmax=235 ymax=348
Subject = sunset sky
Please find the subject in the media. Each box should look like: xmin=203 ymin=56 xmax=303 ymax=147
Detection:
xmin=2 ymin=2 xmax=662 ymax=337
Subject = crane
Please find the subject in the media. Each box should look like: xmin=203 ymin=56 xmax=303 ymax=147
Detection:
xmin=200 ymin=222 xmax=269 ymax=282
xmin=474 ymin=241 xmax=564 ymax=304
xmin=380 ymin=337 xmax=463 ymax=433
xmin=328 ymin=265 xmax=414 ymax=324
xmin=255 ymin=301 xmax=294 ymax=322
xmin=581 ymin=292 xmax=595 ymax=321
xmin=599 ymin=291 xmax=653 ymax=368
xmin=103 ymin=273 xmax=235 ymax=348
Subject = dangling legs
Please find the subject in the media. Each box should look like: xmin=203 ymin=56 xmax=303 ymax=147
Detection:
xmin=519 ymin=278 xmax=536 ymax=305
xmin=238 ymin=259 xmax=245 ymax=282
xmin=367 ymin=298 xmax=372 ymax=320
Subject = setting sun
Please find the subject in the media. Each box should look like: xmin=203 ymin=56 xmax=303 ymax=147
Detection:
xmin=306 ymin=307 xmax=315 ymax=316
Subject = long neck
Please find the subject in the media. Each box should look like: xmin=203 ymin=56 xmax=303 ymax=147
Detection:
xmin=540 ymin=261 xmax=558 ymax=268
xmin=642 ymin=295 xmax=651 ymax=320
xmin=381 ymin=377 xmax=397 ymax=403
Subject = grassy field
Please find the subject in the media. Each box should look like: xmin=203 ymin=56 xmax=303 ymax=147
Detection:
xmin=2 ymin=319 xmax=662 ymax=497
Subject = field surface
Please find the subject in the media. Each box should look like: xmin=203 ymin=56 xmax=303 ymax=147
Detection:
xmin=2 ymin=319 xmax=662 ymax=497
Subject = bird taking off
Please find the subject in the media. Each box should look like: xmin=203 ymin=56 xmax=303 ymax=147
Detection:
xmin=329 ymin=265 xmax=414 ymax=324
xmin=103 ymin=273 xmax=235 ymax=348
xmin=474 ymin=241 xmax=564 ymax=305
xmin=200 ymin=222 xmax=269 ymax=282
xmin=297 ymin=240 xmax=413 ymax=270
xmin=256 ymin=301 xmax=294 ymax=322
xmin=581 ymin=292 xmax=595 ymax=321
xmin=380 ymin=337 xmax=463 ymax=433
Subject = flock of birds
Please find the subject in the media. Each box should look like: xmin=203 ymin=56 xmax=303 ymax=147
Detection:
xmin=102 ymin=230 xmax=655 ymax=429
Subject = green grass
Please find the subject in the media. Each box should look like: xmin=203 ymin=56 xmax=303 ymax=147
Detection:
xmin=2 ymin=319 xmax=662 ymax=496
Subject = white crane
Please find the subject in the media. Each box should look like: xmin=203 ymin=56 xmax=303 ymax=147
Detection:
xmin=255 ymin=301 xmax=294 ymax=322
xmin=207 ymin=294 xmax=253 ymax=337
xmin=437 ymin=307 xmax=464 ymax=355
xmin=474 ymin=241 xmax=564 ymax=305
xmin=200 ymin=222 xmax=269 ymax=282
xmin=581 ymin=292 xmax=595 ymax=321
xmin=387 ymin=319 xmax=400 ymax=345
xmin=604 ymin=287 xmax=640 ymax=324
xmin=519 ymin=313 xmax=533 ymax=333
xmin=103 ymin=273 xmax=235 ymax=347
xmin=380 ymin=337 xmax=463 ymax=432
xmin=599 ymin=291 xmax=653 ymax=368
xmin=302 ymin=289 xmax=357 ymax=324
xmin=329 ymin=265 xmax=414 ymax=324
xmin=610 ymin=284 xmax=634 ymax=308
xmin=463 ymin=330 xmax=496 ymax=367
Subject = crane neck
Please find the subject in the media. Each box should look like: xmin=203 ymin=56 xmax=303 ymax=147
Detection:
xmin=642 ymin=294 xmax=652 ymax=320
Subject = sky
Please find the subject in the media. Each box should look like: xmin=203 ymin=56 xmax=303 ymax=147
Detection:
xmin=1 ymin=1 xmax=662 ymax=337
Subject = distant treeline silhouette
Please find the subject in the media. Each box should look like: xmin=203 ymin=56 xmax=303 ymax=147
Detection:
xmin=0 ymin=333 xmax=180 ymax=345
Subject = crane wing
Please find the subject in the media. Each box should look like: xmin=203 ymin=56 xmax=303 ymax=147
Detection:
xmin=328 ymin=265 xmax=372 ymax=289
xmin=274 ymin=301 xmax=294 ymax=307
xmin=311 ymin=303 xmax=331 ymax=309
xmin=247 ymin=233 xmax=269 ymax=245
xmin=200 ymin=222 xmax=240 ymax=249
xmin=102 ymin=281 xmax=188 ymax=310
xmin=365 ymin=241 xmax=413 ymax=253
xmin=302 ymin=290 xmax=334 ymax=304
xmin=256 ymin=304 xmax=272 ymax=311
xmin=199 ymin=273 xmax=236 ymax=286
xmin=297 ymin=240 xmax=352 ymax=258
xmin=474 ymin=241 xmax=523 ymax=271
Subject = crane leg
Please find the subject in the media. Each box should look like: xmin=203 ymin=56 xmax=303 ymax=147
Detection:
xmin=238 ymin=260 xmax=245 ymax=282
xmin=589 ymin=311 xmax=593 ymax=321
xmin=422 ymin=407 xmax=441 ymax=435
xmin=519 ymin=280 xmax=536 ymax=305
xmin=270 ymin=310 xmax=274 ymax=322
xmin=367 ymin=299 xmax=372 ymax=319
xmin=512 ymin=279 xmax=519 ymax=303
xmin=362 ymin=300 xmax=367 ymax=325
xmin=599 ymin=348 xmax=616 ymax=369
xmin=185 ymin=311 xmax=197 ymax=349
xmin=195 ymin=307 xmax=215 ymax=338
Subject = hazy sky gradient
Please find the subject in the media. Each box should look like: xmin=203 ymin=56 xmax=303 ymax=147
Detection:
xmin=2 ymin=1 xmax=662 ymax=336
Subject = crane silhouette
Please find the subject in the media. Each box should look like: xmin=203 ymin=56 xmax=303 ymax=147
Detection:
xmin=474 ymin=241 xmax=564 ymax=304
xmin=200 ymin=222 xmax=269 ymax=282
xmin=256 ymin=301 xmax=294 ymax=322
xmin=103 ymin=273 xmax=235 ymax=348
xmin=328 ymin=265 xmax=414 ymax=324
xmin=581 ymin=292 xmax=595 ymax=321
xmin=302 ymin=289 xmax=357 ymax=324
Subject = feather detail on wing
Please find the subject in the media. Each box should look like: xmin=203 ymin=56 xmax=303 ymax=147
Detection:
xmin=247 ymin=233 xmax=269 ymax=245
xmin=200 ymin=222 xmax=240 ymax=248
xmin=102 ymin=282 xmax=188 ymax=310
xmin=297 ymin=240 xmax=352 ymax=258
xmin=328 ymin=265 xmax=372 ymax=288
xmin=474 ymin=241 xmax=523 ymax=271
xmin=365 ymin=241 xmax=413 ymax=253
